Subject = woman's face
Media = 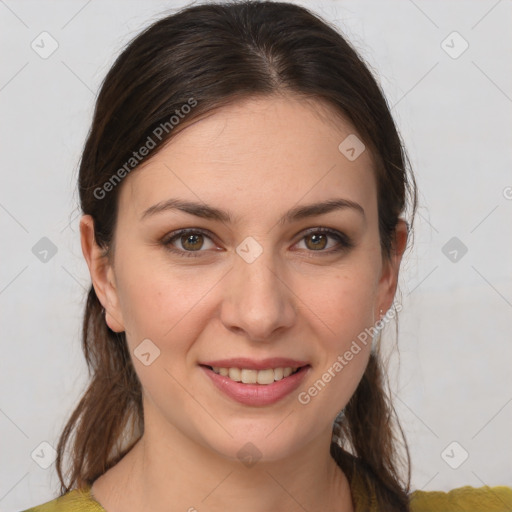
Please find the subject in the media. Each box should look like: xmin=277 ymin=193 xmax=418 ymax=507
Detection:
xmin=82 ymin=94 xmax=406 ymax=462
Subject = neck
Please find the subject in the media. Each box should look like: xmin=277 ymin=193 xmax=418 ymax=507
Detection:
xmin=92 ymin=421 xmax=354 ymax=512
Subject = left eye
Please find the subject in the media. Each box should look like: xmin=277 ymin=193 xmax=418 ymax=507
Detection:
xmin=296 ymin=229 xmax=348 ymax=252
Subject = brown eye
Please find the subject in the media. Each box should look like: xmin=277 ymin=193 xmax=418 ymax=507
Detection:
xmin=180 ymin=232 xmax=205 ymax=251
xmin=296 ymin=228 xmax=354 ymax=254
xmin=304 ymin=233 xmax=329 ymax=251
xmin=163 ymin=229 xmax=216 ymax=257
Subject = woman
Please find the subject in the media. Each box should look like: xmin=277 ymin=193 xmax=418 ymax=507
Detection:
xmin=20 ymin=1 xmax=512 ymax=511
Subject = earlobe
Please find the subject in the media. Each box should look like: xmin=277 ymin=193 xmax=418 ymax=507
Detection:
xmin=103 ymin=265 xmax=125 ymax=333
xmin=79 ymin=215 xmax=125 ymax=332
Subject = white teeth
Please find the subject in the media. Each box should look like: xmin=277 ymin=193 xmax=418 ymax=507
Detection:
xmin=241 ymin=369 xmax=258 ymax=384
xmin=210 ymin=366 xmax=300 ymax=385
xmin=256 ymin=369 xmax=274 ymax=385
xmin=228 ymin=368 xmax=241 ymax=381
xmin=274 ymin=367 xmax=284 ymax=380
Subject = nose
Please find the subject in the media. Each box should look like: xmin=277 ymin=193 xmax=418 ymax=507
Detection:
xmin=220 ymin=244 xmax=297 ymax=342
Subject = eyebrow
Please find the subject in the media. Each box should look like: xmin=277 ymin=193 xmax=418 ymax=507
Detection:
xmin=140 ymin=197 xmax=365 ymax=224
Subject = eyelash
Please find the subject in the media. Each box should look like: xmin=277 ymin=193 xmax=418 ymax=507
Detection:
xmin=161 ymin=227 xmax=354 ymax=258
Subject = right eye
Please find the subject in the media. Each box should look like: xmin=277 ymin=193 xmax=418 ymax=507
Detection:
xmin=162 ymin=229 xmax=218 ymax=257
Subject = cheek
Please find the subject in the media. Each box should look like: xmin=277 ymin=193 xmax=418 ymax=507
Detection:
xmin=296 ymin=263 xmax=378 ymax=340
xmin=296 ymin=270 xmax=374 ymax=413
xmin=115 ymin=254 xmax=222 ymax=347
xmin=292 ymin=262 xmax=376 ymax=405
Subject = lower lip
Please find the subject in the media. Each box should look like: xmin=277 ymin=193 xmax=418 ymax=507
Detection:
xmin=200 ymin=365 xmax=310 ymax=406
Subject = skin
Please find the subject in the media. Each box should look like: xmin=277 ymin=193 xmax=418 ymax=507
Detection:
xmin=81 ymin=94 xmax=408 ymax=512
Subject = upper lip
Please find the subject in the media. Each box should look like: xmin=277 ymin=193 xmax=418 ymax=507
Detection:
xmin=200 ymin=357 xmax=310 ymax=370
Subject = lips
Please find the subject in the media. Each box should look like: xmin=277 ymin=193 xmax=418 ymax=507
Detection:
xmin=200 ymin=357 xmax=309 ymax=370
xmin=198 ymin=359 xmax=311 ymax=406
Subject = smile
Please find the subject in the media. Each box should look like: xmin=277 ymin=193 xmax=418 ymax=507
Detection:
xmin=199 ymin=364 xmax=311 ymax=406
xmin=208 ymin=366 xmax=301 ymax=385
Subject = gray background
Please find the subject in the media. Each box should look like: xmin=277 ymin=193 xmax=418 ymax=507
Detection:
xmin=1 ymin=0 xmax=511 ymax=510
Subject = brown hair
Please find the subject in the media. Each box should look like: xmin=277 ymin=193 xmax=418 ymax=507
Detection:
xmin=56 ymin=1 xmax=417 ymax=510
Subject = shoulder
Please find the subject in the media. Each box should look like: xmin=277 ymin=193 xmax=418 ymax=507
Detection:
xmin=18 ymin=486 xmax=105 ymax=512
xmin=409 ymin=485 xmax=512 ymax=511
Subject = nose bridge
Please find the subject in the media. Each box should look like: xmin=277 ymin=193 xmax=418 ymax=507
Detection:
xmin=221 ymin=236 xmax=295 ymax=340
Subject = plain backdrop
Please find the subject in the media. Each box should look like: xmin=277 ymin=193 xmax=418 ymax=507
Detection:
xmin=1 ymin=0 xmax=511 ymax=510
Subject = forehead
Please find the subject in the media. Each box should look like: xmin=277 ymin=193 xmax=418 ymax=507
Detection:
xmin=119 ymin=94 xmax=377 ymax=223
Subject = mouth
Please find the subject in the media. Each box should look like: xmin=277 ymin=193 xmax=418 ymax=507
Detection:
xmin=198 ymin=363 xmax=311 ymax=406
xmin=200 ymin=364 xmax=307 ymax=385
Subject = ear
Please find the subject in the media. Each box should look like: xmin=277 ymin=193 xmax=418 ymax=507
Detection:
xmin=79 ymin=214 xmax=125 ymax=332
xmin=375 ymin=218 xmax=409 ymax=319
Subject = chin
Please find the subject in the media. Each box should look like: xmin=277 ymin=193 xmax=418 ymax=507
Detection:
xmin=198 ymin=424 xmax=313 ymax=465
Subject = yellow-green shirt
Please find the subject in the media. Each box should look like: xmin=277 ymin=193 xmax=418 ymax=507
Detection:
xmin=19 ymin=478 xmax=512 ymax=512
